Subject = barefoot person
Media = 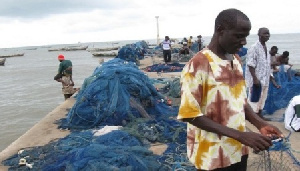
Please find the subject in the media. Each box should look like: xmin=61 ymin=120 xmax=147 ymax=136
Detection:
xmin=54 ymin=54 xmax=76 ymax=100
xmin=178 ymin=9 xmax=282 ymax=170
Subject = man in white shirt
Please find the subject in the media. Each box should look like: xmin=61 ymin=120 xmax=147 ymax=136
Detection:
xmin=285 ymin=95 xmax=300 ymax=132
xmin=161 ymin=36 xmax=172 ymax=63
xmin=245 ymin=27 xmax=272 ymax=120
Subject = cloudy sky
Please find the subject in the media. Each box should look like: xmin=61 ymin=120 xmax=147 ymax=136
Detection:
xmin=0 ymin=0 xmax=299 ymax=48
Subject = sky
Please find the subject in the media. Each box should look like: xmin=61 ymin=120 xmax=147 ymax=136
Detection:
xmin=0 ymin=0 xmax=299 ymax=48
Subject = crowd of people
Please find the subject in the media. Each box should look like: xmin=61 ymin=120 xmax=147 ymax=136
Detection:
xmin=239 ymin=29 xmax=300 ymax=130
xmin=160 ymin=34 xmax=204 ymax=63
xmin=51 ymin=8 xmax=299 ymax=171
xmin=155 ymin=8 xmax=300 ymax=170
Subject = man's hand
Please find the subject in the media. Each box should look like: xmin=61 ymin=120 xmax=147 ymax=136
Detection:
xmin=259 ymin=124 xmax=283 ymax=139
xmin=274 ymin=84 xmax=281 ymax=89
xmin=237 ymin=132 xmax=272 ymax=152
xmin=253 ymin=78 xmax=260 ymax=86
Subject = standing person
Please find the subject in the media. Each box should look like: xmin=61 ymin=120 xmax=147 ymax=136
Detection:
xmin=54 ymin=54 xmax=76 ymax=100
xmin=187 ymin=36 xmax=193 ymax=49
xmin=197 ymin=35 xmax=203 ymax=51
xmin=178 ymin=9 xmax=282 ymax=170
xmin=161 ymin=36 xmax=172 ymax=63
xmin=245 ymin=27 xmax=272 ymax=120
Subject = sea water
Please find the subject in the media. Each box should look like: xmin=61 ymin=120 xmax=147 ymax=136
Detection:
xmin=0 ymin=33 xmax=299 ymax=152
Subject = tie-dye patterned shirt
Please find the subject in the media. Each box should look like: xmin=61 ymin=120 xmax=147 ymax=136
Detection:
xmin=178 ymin=49 xmax=249 ymax=170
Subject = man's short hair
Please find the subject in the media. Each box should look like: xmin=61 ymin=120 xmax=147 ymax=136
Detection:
xmin=215 ymin=8 xmax=250 ymax=31
xmin=271 ymin=46 xmax=278 ymax=51
xmin=258 ymin=27 xmax=269 ymax=35
xmin=282 ymin=51 xmax=289 ymax=58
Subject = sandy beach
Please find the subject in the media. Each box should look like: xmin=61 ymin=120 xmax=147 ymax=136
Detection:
xmin=0 ymin=55 xmax=299 ymax=170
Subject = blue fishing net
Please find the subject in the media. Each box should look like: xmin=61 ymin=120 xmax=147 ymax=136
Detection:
xmin=3 ymin=118 xmax=193 ymax=170
xmin=2 ymin=130 xmax=162 ymax=171
xmin=190 ymin=42 xmax=199 ymax=53
xmin=115 ymin=41 xmax=148 ymax=64
xmin=249 ymin=135 xmax=300 ymax=170
xmin=264 ymin=65 xmax=300 ymax=114
xmin=158 ymin=78 xmax=181 ymax=98
xmin=58 ymin=58 xmax=179 ymax=129
xmin=144 ymin=63 xmax=185 ymax=72
xmin=3 ymin=117 xmax=193 ymax=170
xmin=2 ymin=47 xmax=195 ymax=170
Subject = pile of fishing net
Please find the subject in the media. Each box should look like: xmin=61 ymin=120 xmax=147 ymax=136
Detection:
xmin=3 ymin=58 xmax=195 ymax=170
xmin=144 ymin=63 xmax=185 ymax=72
xmin=264 ymin=65 xmax=300 ymax=114
xmin=116 ymin=40 xmax=148 ymax=65
xmin=59 ymin=58 xmax=179 ymax=129
xmin=154 ymin=78 xmax=181 ymax=98
xmin=3 ymin=121 xmax=193 ymax=171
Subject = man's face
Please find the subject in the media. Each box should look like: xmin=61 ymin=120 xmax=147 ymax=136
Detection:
xmin=219 ymin=18 xmax=251 ymax=54
xmin=259 ymin=28 xmax=270 ymax=42
xmin=270 ymin=49 xmax=278 ymax=56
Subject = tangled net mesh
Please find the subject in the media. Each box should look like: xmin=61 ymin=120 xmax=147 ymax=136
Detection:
xmin=248 ymin=137 xmax=300 ymax=171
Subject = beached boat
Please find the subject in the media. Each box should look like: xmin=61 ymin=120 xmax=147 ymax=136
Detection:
xmin=0 ymin=53 xmax=24 ymax=58
xmin=48 ymin=46 xmax=88 ymax=52
xmin=0 ymin=58 xmax=6 ymax=66
xmin=87 ymin=47 xmax=119 ymax=52
xmin=92 ymin=52 xmax=118 ymax=57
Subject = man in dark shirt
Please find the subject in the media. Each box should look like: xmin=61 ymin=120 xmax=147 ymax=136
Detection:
xmin=54 ymin=54 xmax=76 ymax=100
xmin=197 ymin=35 xmax=203 ymax=51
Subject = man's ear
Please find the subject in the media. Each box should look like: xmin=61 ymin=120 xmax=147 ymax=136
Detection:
xmin=216 ymin=25 xmax=225 ymax=35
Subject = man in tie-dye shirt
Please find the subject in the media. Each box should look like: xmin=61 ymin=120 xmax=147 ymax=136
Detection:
xmin=178 ymin=9 xmax=282 ymax=170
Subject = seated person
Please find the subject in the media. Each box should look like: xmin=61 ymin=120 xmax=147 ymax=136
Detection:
xmin=178 ymin=42 xmax=189 ymax=56
xmin=277 ymin=51 xmax=290 ymax=66
xmin=269 ymin=46 xmax=279 ymax=72
xmin=179 ymin=37 xmax=188 ymax=44
xmin=285 ymin=95 xmax=300 ymax=132
xmin=276 ymin=51 xmax=300 ymax=79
